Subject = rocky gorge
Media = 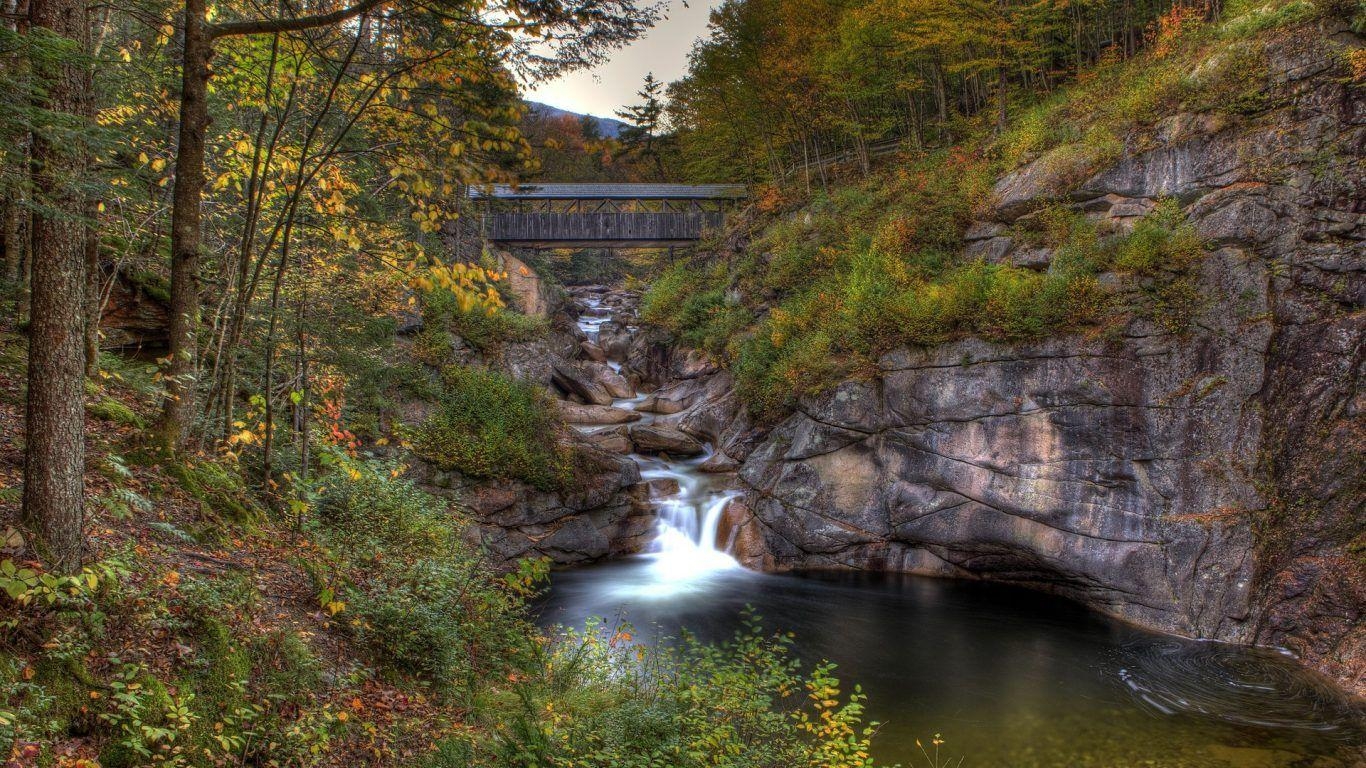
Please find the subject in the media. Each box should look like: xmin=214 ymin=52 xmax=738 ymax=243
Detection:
xmin=418 ymin=27 xmax=1364 ymax=700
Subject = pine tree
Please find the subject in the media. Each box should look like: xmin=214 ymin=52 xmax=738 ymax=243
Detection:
xmin=615 ymin=73 xmax=668 ymax=179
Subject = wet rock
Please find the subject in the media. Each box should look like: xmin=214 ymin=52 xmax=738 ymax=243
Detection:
xmin=414 ymin=446 xmax=651 ymax=566
xmin=699 ymin=451 xmax=740 ymax=473
xmin=554 ymin=401 xmax=641 ymax=425
xmin=579 ymin=341 xmax=607 ymax=362
xmin=581 ymin=426 xmax=634 ymax=454
xmin=645 ymin=477 xmax=681 ymax=497
xmin=629 ymin=424 xmax=706 ymax=457
xmin=588 ymin=362 xmax=633 ymax=399
xmin=550 ymin=361 xmax=614 ymax=405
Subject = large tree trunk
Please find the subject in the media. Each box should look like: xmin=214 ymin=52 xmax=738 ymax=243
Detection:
xmin=158 ymin=0 xmax=211 ymax=450
xmin=24 ymin=0 xmax=91 ymax=574
xmin=84 ymin=200 xmax=101 ymax=376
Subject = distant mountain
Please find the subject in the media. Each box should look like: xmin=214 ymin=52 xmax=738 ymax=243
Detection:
xmin=526 ymin=101 xmax=629 ymax=139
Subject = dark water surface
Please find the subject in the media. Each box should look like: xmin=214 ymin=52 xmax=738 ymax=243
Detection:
xmin=537 ymin=560 xmax=1365 ymax=767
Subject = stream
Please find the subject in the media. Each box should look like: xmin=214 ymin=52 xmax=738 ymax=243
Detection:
xmin=537 ymin=288 xmax=1366 ymax=767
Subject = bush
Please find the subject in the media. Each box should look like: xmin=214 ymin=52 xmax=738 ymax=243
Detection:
xmin=319 ymin=458 xmax=453 ymax=557
xmin=423 ymin=288 xmax=547 ymax=351
xmin=410 ymin=366 xmax=568 ymax=491
xmin=1113 ymin=200 xmax=1204 ymax=275
xmin=319 ymin=459 xmax=537 ymax=693
xmin=476 ymin=612 xmax=888 ymax=768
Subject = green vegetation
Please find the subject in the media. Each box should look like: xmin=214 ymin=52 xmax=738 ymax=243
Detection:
xmin=644 ymin=0 xmax=1314 ymax=420
xmin=410 ymin=366 xmax=570 ymax=490
xmin=648 ymin=152 xmax=1207 ymax=419
xmin=0 ymin=433 xmax=886 ymax=766
xmin=464 ymin=613 xmax=882 ymax=767
xmin=422 ymin=288 xmax=549 ymax=354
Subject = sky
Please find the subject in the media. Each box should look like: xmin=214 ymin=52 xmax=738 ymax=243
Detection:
xmin=523 ymin=0 xmax=723 ymax=120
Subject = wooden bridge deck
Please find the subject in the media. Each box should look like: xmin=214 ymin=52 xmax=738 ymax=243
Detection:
xmin=472 ymin=183 xmax=744 ymax=248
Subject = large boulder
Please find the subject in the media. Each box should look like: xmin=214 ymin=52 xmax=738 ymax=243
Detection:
xmin=629 ymin=424 xmax=706 ymax=457
xmin=554 ymin=401 xmax=641 ymax=425
xmin=550 ymin=361 xmax=614 ymax=405
xmin=412 ymin=446 xmax=653 ymax=565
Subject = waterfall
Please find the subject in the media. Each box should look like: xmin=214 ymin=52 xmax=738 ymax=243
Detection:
xmin=640 ymin=457 xmax=741 ymax=584
xmin=573 ymin=289 xmax=742 ymax=597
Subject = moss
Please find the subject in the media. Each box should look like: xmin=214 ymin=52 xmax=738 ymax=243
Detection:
xmin=166 ymin=459 xmax=265 ymax=525
xmin=88 ymin=397 xmax=145 ymax=428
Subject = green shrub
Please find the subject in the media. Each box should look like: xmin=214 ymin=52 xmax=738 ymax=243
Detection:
xmin=476 ymin=612 xmax=889 ymax=768
xmin=423 ymin=288 xmax=547 ymax=351
xmin=410 ymin=366 xmax=568 ymax=491
xmin=166 ymin=459 xmax=265 ymax=525
xmin=318 ymin=456 xmax=454 ymax=558
xmin=1113 ymin=201 xmax=1205 ymax=275
xmin=318 ymin=458 xmax=536 ymax=693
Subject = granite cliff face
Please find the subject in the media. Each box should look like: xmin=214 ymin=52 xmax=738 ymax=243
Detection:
xmin=695 ymin=28 xmax=1364 ymax=692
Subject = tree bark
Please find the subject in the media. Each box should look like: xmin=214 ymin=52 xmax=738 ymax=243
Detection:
xmin=24 ymin=0 xmax=91 ymax=573
xmin=158 ymin=0 xmax=211 ymax=450
xmin=84 ymin=199 xmax=101 ymax=376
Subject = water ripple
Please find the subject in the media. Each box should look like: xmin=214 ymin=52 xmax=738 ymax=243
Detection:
xmin=1116 ymin=638 xmax=1366 ymax=738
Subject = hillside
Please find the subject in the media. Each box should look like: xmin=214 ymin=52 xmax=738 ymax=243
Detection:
xmin=639 ymin=6 xmax=1365 ymax=692
xmin=525 ymin=101 xmax=629 ymax=139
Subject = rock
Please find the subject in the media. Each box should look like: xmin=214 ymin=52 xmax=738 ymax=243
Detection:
xmin=579 ymin=341 xmax=607 ymax=362
xmin=588 ymin=362 xmax=633 ymax=399
xmin=551 ymin=361 xmax=614 ymax=405
xmin=582 ymin=426 xmax=634 ymax=454
xmin=554 ymin=400 xmax=641 ymax=425
xmin=964 ymin=221 xmax=1007 ymax=241
xmin=991 ymin=144 xmax=1107 ymax=221
xmin=717 ymin=500 xmax=769 ymax=569
xmin=699 ymin=451 xmax=740 ymax=473
xmin=964 ymin=236 xmax=1013 ymax=262
xmin=730 ymin=36 xmax=1366 ymax=698
xmin=415 ymin=445 xmax=651 ymax=566
xmin=492 ymin=249 xmax=557 ymax=317
xmin=629 ymin=424 xmax=706 ymax=457
xmin=644 ymin=477 xmax=680 ymax=497
xmin=1077 ymin=132 xmax=1243 ymax=204
xmin=1009 ymin=247 xmax=1052 ymax=270
xmin=100 ymin=269 xmax=170 ymax=350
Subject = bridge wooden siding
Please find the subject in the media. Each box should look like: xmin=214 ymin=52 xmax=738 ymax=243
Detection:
xmin=470 ymin=183 xmax=745 ymax=249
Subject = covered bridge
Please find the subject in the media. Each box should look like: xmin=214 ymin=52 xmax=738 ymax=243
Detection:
xmin=470 ymin=183 xmax=746 ymax=248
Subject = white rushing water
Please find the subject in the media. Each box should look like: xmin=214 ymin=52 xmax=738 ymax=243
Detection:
xmin=573 ymin=291 xmax=742 ymax=597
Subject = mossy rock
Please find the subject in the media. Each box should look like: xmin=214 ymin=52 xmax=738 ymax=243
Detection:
xmin=88 ymin=397 xmax=146 ymax=429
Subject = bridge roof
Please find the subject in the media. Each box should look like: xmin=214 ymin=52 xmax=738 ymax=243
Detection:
xmin=469 ymin=183 xmax=746 ymax=200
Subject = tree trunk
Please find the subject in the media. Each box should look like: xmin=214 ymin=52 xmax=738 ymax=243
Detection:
xmin=24 ymin=0 xmax=90 ymax=574
xmin=84 ymin=199 xmax=100 ymax=376
xmin=158 ymin=0 xmax=211 ymax=451
xmin=2 ymin=192 xmax=23 ymax=285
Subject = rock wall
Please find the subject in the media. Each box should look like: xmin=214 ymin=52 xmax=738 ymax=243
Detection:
xmin=725 ymin=28 xmax=1364 ymax=692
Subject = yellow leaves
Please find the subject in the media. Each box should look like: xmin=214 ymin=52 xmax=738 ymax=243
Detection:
xmin=161 ymin=570 xmax=181 ymax=588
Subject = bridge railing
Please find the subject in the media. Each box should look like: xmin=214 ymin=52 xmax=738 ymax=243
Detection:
xmin=487 ymin=211 xmax=726 ymax=245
